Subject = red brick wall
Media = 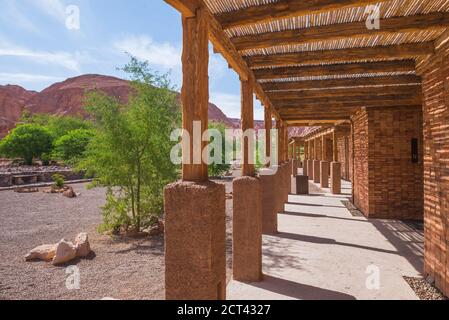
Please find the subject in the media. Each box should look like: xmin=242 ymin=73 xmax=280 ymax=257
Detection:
xmin=419 ymin=40 xmax=449 ymax=297
xmin=337 ymin=130 xmax=351 ymax=181
xmin=351 ymin=107 xmax=423 ymax=220
xmin=352 ymin=110 xmax=370 ymax=215
xmin=367 ymin=106 xmax=423 ymax=220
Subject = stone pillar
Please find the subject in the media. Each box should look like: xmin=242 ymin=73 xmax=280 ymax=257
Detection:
xmin=331 ymin=129 xmax=342 ymax=194
xmin=165 ymin=6 xmax=225 ymax=300
xmin=331 ymin=162 xmax=342 ymax=194
xmin=313 ymin=138 xmax=320 ymax=183
xmin=320 ymin=161 xmax=330 ymax=188
xmin=260 ymin=168 xmax=278 ymax=234
xmin=320 ymin=135 xmax=329 ymax=188
xmin=233 ymin=80 xmax=262 ymax=282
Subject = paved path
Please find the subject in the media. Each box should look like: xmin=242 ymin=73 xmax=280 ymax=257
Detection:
xmin=227 ymin=176 xmax=423 ymax=300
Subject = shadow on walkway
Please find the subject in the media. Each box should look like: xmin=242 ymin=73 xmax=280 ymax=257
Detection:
xmin=286 ymin=202 xmax=345 ymax=209
xmin=249 ymin=275 xmax=356 ymax=300
xmin=281 ymin=210 xmax=368 ymax=223
xmin=277 ymin=232 xmax=398 ymax=255
xmin=371 ymin=220 xmax=424 ymax=273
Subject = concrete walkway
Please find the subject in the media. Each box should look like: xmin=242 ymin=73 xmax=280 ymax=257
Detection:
xmin=227 ymin=175 xmax=424 ymax=300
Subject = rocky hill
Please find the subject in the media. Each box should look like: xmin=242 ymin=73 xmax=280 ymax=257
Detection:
xmin=0 ymin=74 xmax=306 ymax=137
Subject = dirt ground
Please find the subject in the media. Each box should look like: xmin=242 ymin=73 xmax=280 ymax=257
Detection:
xmin=0 ymin=180 xmax=233 ymax=300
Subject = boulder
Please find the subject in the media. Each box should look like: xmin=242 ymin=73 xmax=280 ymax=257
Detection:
xmin=63 ymin=187 xmax=76 ymax=198
xmin=25 ymin=244 xmax=57 ymax=262
xmin=74 ymin=232 xmax=91 ymax=257
xmin=52 ymin=239 xmax=77 ymax=265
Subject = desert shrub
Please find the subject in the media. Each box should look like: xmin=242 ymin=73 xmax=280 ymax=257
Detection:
xmin=52 ymin=174 xmax=65 ymax=188
xmin=207 ymin=122 xmax=232 ymax=178
xmin=53 ymin=129 xmax=94 ymax=164
xmin=0 ymin=124 xmax=53 ymax=165
xmin=79 ymin=57 xmax=181 ymax=233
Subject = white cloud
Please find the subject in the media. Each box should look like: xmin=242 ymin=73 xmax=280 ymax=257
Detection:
xmin=0 ymin=0 xmax=41 ymax=34
xmin=0 ymin=72 xmax=63 ymax=84
xmin=0 ymin=40 xmax=86 ymax=72
xmin=114 ymin=35 xmax=181 ymax=69
xmin=29 ymin=0 xmax=66 ymax=23
xmin=210 ymin=92 xmax=265 ymax=121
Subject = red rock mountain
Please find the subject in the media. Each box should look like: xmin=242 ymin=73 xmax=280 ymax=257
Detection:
xmin=0 ymin=74 xmax=306 ymax=137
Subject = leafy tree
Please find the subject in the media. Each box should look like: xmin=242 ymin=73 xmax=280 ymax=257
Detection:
xmin=53 ymin=129 xmax=94 ymax=164
xmin=0 ymin=124 xmax=53 ymax=165
xmin=79 ymin=57 xmax=181 ymax=233
xmin=208 ymin=122 xmax=232 ymax=177
xmin=21 ymin=112 xmax=93 ymax=140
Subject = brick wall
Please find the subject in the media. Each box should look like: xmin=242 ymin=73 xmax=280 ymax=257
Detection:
xmin=419 ymin=40 xmax=449 ymax=296
xmin=337 ymin=129 xmax=351 ymax=181
xmin=351 ymin=106 xmax=423 ymax=220
xmin=367 ymin=106 xmax=423 ymax=220
xmin=352 ymin=110 xmax=370 ymax=215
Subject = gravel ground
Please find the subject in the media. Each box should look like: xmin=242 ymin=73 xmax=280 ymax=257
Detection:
xmin=0 ymin=180 xmax=234 ymax=300
xmin=404 ymin=277 xmax=448 ymax=300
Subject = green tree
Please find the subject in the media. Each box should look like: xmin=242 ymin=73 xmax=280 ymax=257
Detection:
xmin=0 ymin=124 xmax=53 ymax=165
xmin=79 ymin=57 xmax=181 ymax=233
xmin=21 ymin=112 xmax=93 ymax=140
xmin=208 ymin=122 xmax=232 ymax=177
xmin=53 ymin=129 xmax=94 ymax=164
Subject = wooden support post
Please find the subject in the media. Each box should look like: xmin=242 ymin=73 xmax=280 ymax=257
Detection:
xmin=241 ymin=80 xmax=255 ymax=177
xmin=313 ymin=137 xmax=320 ymax=183
xmin=181 ymin=5 xmax=209 ymax=182
xmin=165 ymin=5 xmax=226 ymax=301
xmin=264 ymin=108 xmax=272 ymax=167
xmin=333 ymin=129 xmax=339 ymax=162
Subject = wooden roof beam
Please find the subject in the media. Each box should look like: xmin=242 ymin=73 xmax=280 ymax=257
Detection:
xmin=233 ymin=12 xmax=449 ymax=51
xmin=261 ymin=74 xmax=421 ymax=91
xmin=277 ymin=99 xmax=421 ymax=109
xmin=216 ymin=0 xmax=389 ymax=30
xmin=267 ymin=85 xmax=420 ymax=99
xmin=164 ymin=0 xmax=280 ymax=119
xmin=274 ymin=94 xmax=421 ymax=105
xmin=253 ymin=60 xmax=416 ymax=80
xmin=247 ymin=42 xmax=435 ymax=68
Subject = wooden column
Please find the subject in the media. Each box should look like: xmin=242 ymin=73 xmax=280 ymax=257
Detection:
xmin=314 ymin=138 xmax=319 ymax=160
xmin=322 ymin=135 xmax=327 ymax=161
xmin=181 ymin=5 xmax=209 ymax=182
xmin=264 ymin=108 xmax=271 ymax=167
xmin=284 ymin=124 xmax=289 ymax=162
xmin=333 ymin=129 xmax=339 ymax=162
xmin=241 ymin=80 xmax=255 ymax=177
xmin=165 ymin=6 xmax=226 ymax=301
xmin=277 ymin=120 xmax=283 ymax=164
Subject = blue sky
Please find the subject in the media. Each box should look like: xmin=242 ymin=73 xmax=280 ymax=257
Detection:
xmin=0 ymin=0 xmax=264 ymax=119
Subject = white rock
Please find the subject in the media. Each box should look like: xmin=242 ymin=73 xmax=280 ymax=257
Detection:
xmin=52 ymin=239 xmax=77 ymax=265
xmin=25 ymin=244 xmax=57 ymax=262
xmin=74 ymin=232 xmax=91 ymax=257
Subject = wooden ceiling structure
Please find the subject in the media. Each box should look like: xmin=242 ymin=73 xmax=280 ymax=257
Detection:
xmin=165 ymin=0 xmax=449 ymax=127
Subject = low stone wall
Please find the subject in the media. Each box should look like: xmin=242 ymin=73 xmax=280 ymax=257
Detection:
xmin=0 ymin=168 xmax=86 ymax=187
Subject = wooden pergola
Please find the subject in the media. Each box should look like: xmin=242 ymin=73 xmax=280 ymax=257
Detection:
xmin=166 ymin=0 xmax=449 ymax=126
xmin=163 ymin=0 xmax=449 ymax=300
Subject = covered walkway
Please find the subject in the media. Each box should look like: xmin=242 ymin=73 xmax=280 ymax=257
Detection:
xmin=228 ymin=178 xmax=424 ymax=300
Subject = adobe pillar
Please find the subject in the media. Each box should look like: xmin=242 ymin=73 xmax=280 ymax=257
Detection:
xmin=233 ymin=80 xmax=262 ymax=282
xmin=261 ymin=108 xmax=277 ymax=234
xmin=165 ymin=6 xmax=226 ymax=300
xmin=313 ymin=137 xmax=320 ymax=183
xmin=320 ymin=135 xmax=330 ymax=188
xmin=331 ymin=129 xmax=342 ymax=194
